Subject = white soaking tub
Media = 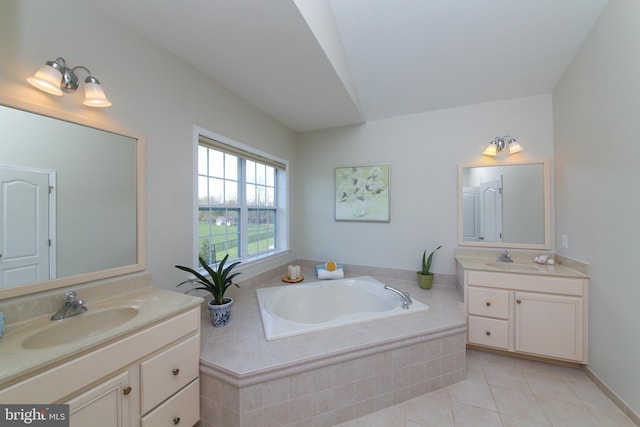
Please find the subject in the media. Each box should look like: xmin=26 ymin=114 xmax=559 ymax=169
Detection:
xmin=256 ymin=276 xmax=429 ymax=340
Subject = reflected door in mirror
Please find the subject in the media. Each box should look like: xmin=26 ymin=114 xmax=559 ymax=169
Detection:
xmin=0 ymin=167 xmax=54 ymax=287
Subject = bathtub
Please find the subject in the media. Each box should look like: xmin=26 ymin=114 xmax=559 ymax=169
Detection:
xmin=256 ymin=276 xmax=429 ymax=340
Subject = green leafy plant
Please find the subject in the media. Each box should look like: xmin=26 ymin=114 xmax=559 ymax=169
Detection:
xmin=420 ymin=245 xmax=442 ymax=275
xmin=175 ymin=255 xmax=241 ymax=305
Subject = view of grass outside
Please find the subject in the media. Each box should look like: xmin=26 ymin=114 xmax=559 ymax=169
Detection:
xmin=198 ymin=212 xmax=275 ymax=264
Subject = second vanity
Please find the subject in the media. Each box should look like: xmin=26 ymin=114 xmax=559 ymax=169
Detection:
xmin=456 ymin=249 xmax=589 ymax=364
xmin=0 ymin=276 xmax=203 ymax=427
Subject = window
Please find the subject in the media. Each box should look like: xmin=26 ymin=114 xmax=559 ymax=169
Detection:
xmin=196 ymin=133 xmax=287 ymax=266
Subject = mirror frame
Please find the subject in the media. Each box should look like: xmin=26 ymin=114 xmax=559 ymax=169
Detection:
xmin=457 ymin=159 xmax=551 ymax=250
xmin=0 ymin=95 xmax=146 ymax=300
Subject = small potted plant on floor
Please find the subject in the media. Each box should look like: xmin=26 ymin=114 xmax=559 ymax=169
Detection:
xmin=175 ymin=254 xmax=241 ymax=327
xmin=417 ymin=245 xmax=441 ymax=290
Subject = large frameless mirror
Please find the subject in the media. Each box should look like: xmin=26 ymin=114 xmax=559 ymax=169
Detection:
xmin=0 ymin=96 xmax=145 ymax=299
xmin=458 ymin=160 xmax=551 ymax=250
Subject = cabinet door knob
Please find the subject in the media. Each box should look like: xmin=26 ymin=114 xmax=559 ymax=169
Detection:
xmin=123 ymin=386 xmax=132 ymax=395
xmin=173 ymin=417 xmax=181 ymax=425
xmin=516 ymin=299 xmax=522 ymax=304
xmin=485 ymin=331 xmax=491 ymax=336
xmin=172 ymin=368 xmax=180 ymax=376
xmin=485 ymin=301 xmax=491 ymax=307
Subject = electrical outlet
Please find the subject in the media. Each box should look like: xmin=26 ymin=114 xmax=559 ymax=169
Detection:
xmin=561 ymin=235 xmax=569 ymax=249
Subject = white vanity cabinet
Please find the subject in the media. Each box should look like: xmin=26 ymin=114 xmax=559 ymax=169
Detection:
xmin=0 ymin=306 xmax=201 ymax=427
xmin=464 ymin=269 xmax=588 ymax=363
xmin=514 ymin=291 xmax=584 ymax=361
xmin=67 ymin=370 xmax=132 ymax=427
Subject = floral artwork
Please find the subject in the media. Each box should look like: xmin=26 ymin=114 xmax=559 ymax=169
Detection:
xmin=335 ymin=164 xmax=390 ymax=222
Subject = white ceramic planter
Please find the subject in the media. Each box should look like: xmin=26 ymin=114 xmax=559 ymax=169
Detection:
xmin=208 ymin=298 xmax=233 ymax=327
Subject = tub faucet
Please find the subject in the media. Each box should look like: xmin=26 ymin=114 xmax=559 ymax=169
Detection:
xmin=497 ymin=250 xmax=513 ymax=263
xmin=384 ymin=286 xmax=412 ymax=309
xmin=51 ymin=291 xmax=88 ymax=320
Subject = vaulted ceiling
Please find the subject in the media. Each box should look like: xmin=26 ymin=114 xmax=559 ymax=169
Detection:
xmin=89 ymin=0 xmax=609 ymax=132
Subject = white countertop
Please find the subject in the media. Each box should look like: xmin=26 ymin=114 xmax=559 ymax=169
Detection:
xmin=455 ymin=256 xmax=589 ymax=278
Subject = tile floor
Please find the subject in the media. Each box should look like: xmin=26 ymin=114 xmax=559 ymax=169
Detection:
xmin=336 ymin=349 xmax=636 ymax=427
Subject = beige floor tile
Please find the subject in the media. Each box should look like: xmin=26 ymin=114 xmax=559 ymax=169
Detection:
xmin=465 ymin=351 xmax=487 ymax=383
xmin=451 ymin=401 xmax=503 ymax=427
xmin=482 ymin=361 xmax=532 ymax=393
xmin=523 ymin=372 xmax=582 ymax=405
xmin=403 ymin=390 xmax=454 ymax=427
xmin=535 ymin=395 xmax=599 ymax=427
xmin=340 ymin=349 xmax=637 ymax=427
xmin=499 ymin=413 xmax=549 ymax=427
xmin=568 ymin=379 xmax=622 ymax=412
xmin=549 ymin=364 xmax=590 ymax=382
xmin=447 ymin=379 xmax=497 ymax=411
xmin=490 ymin=385 xmax=550 ymax=426
xmin=589 ymin=406 xmax=638 ymax=427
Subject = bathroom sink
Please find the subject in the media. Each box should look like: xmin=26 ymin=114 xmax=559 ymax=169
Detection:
xmin=485 ymin=262 xmax=542 ymax=272
xmin=21 ymin=307 xmax=139 ymax=349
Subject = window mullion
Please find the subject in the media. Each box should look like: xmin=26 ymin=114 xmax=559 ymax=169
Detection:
xmin=238 ymin=157 xmax=248 ymax=259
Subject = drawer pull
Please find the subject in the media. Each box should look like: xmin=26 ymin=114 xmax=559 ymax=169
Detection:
xmin=516 ymin=299 xmax=522 ymax=304
xmin=485 ymin=301 xmax=491 ymax=307
xmin=173 ymin=417 xmax=181 ymax=425
xmin=485 ymin=331 xmax=491 ymax=336
xmin=172 ymin=368 xmax=180 ymax=376
xmin=123 ymin=386 xmax=132 ymax=395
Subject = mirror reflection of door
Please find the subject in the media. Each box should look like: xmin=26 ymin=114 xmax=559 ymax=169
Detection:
xmin=462 ymin=186 xmax=481 ymax=241
xmin=480 ymin=177 xmax=503 ymax=243
xmin=0 ymin=166 xmax=55 ymax=288
xmin=463 ymin=177 xmax=503 ymax=242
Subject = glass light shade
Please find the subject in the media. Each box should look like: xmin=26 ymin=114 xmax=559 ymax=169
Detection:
xmin=483 ymin=143 xmax=497 ymax=156
xmin=83 ymin=82 xmax=112 ymax=107
xmin=508 ymin=140 xmax=524 ymax=154
xmin=27 ymin=64 xmax=63 ymax=96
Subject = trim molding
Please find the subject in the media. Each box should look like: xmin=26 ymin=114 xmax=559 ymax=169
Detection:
xmin=583 ymin=366 xmax=640 ymax=426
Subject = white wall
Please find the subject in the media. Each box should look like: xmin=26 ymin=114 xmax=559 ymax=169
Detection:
xmin=0 ymin=0 xmax=297 ymax=290
xmin=553 ymin=0 xmax=640 ymax=416
xmin=294 ymin=95 xmax=554 ymax=274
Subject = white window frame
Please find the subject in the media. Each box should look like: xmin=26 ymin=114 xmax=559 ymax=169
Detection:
xmin=193 ymin=126 xmax=289 ymax=269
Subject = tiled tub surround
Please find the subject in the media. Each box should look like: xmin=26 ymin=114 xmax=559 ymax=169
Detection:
xmin=198 ymin=266 xmax=466 ymax=427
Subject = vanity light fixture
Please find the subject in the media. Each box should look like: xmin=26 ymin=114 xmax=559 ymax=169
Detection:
xmin=27 ymin=57 xmax=112 ymax=107
xmin=483 ymin=135 xmax=523 ymax=156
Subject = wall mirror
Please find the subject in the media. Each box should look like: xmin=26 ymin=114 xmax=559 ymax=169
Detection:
xmin=0 ymin=96 xmax=145 ymax=299
xmin=458 ymin=160 xmax=550 ymax=250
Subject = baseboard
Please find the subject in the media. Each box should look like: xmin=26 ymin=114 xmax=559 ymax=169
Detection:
xmin=582 ymin=366 xmax=640 ymax=426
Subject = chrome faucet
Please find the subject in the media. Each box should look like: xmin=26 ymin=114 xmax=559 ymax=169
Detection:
xmin=384 ymin=285 xmax=412 ymax=309
xmin=51 ymin=291 xmax=88 ymax=320
xmin=497 ymin=250 xmax=513 ymax=263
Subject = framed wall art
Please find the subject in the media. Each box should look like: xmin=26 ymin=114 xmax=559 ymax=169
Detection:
xmin=335 ymin=164 xmax=390 ymax=222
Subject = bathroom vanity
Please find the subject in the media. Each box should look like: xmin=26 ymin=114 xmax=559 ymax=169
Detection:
xmin=456 ymin=251 xmax=589 ymax=364
xmin=0 ymin=286 xmax=202 ymax=427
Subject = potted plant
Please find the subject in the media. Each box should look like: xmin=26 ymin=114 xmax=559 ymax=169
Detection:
xmin=175 ymin=254 xmax=241 ymax=327
xmin=417 ymin=245 xmax=441 ymax=289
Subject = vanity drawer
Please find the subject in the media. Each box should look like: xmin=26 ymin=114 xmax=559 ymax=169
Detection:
xmin=468 ymin=315 xmax=509 ymax=349
xmin=468 ymin=287 xmax=509 ymax=319
xmin=140 ymin=334 xmax=200 ymax=414
xmin=141 ymin=378 xmax=199 ymax=427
